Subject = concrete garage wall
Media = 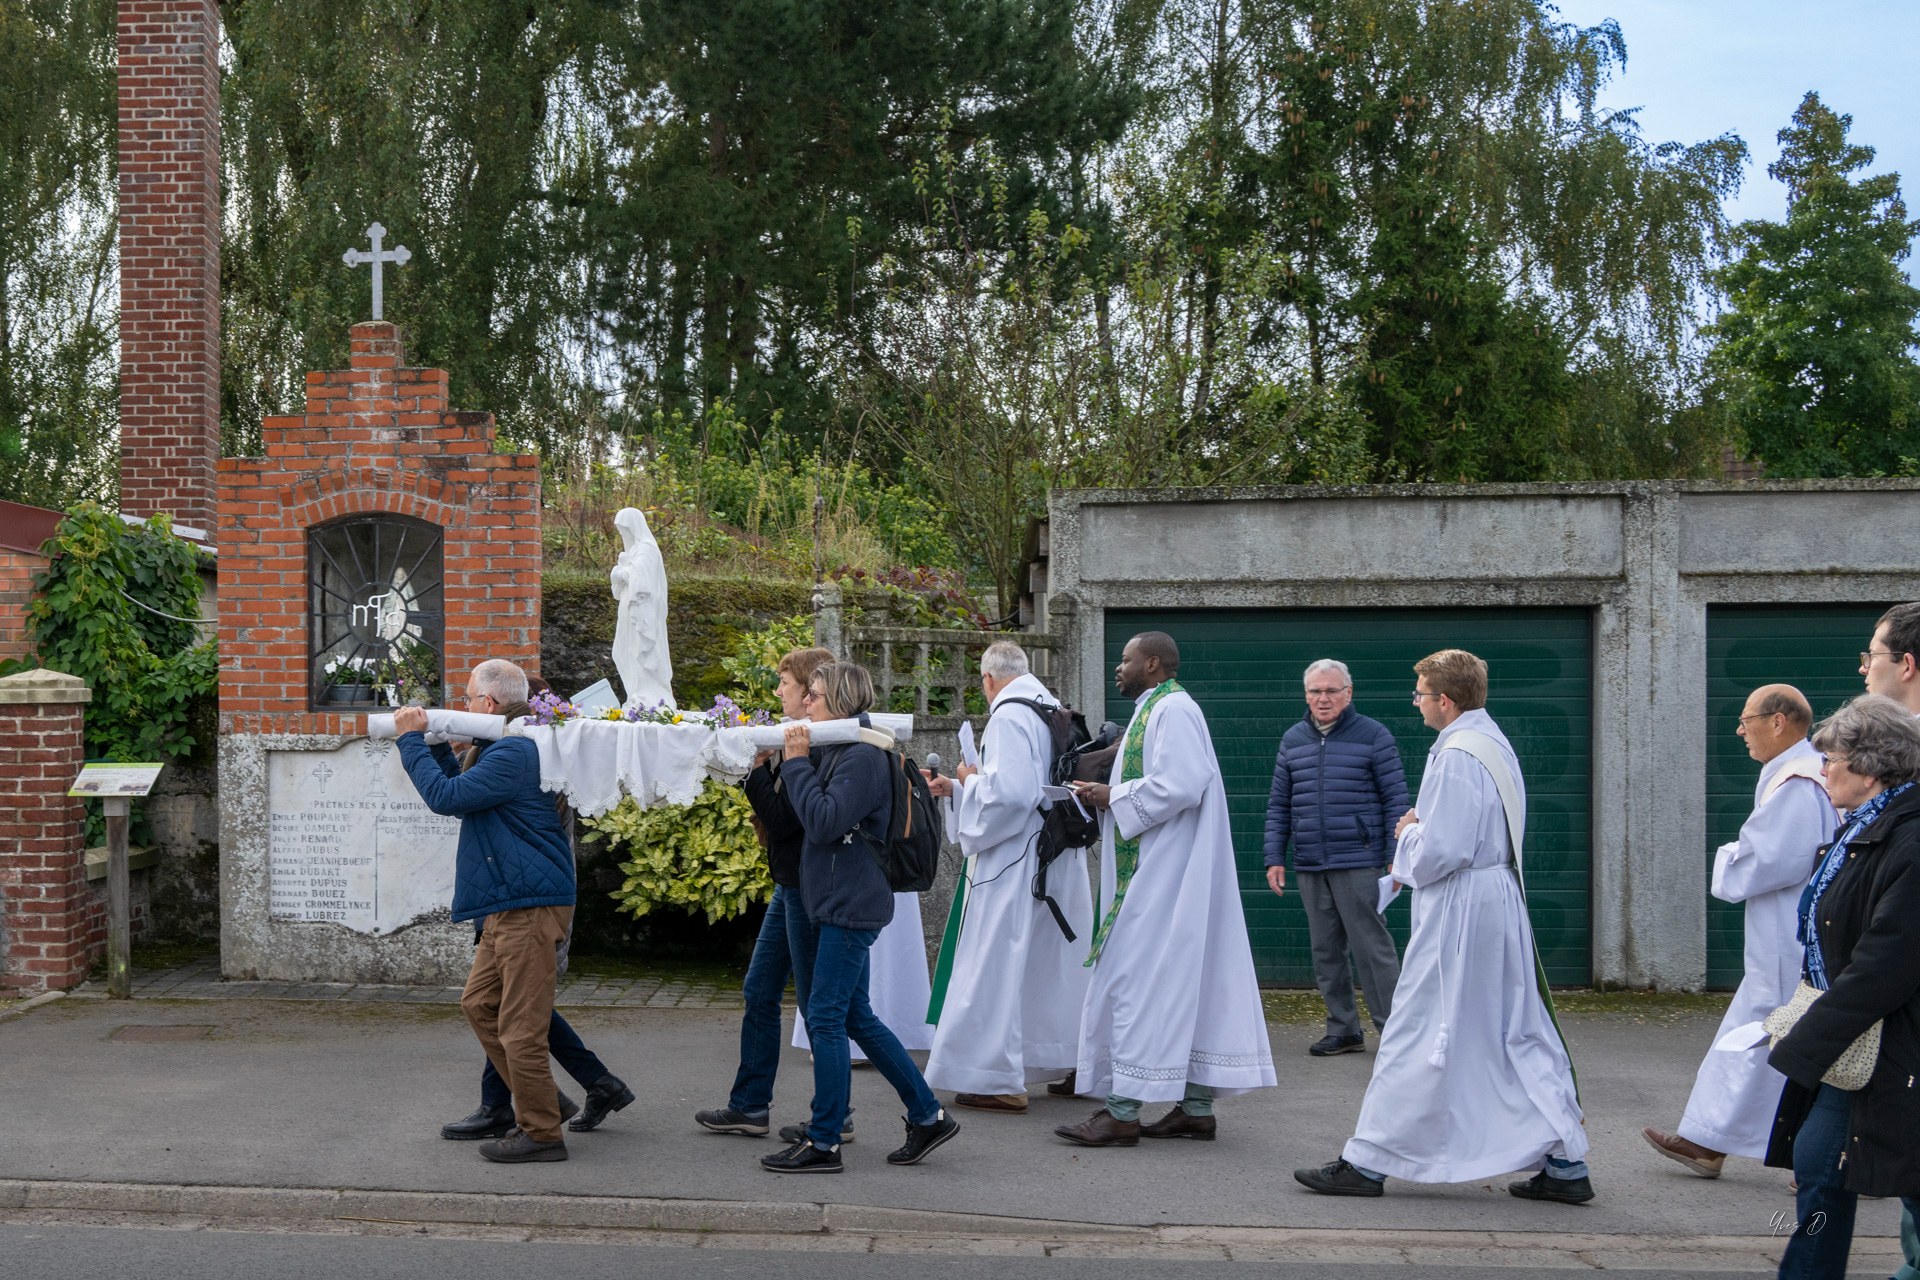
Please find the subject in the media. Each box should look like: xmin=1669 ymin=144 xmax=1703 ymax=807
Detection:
xmin=1034 ymin=480 xmax=1920 ymax=991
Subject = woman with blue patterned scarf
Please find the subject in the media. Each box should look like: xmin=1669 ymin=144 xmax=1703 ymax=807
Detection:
xmin=1766 ymin=694 xmax=1920 ymax=1280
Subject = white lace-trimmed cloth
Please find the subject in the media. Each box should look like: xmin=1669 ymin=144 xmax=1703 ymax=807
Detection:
xmin=516 ymin=719 xmax=761 ymax=818
xmin=513 ymin=715 xmax=905 ymax=819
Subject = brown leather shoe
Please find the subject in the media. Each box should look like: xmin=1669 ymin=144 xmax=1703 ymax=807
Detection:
xmin=1140 ymin=1107 xmax=1217 ymax=1140
xmin=1053 ymin=1108 xmax=1140 ymax=1147
xmin=1046 ymin=1071 xmax=1079 ymax=1097
xmin=1640 ymin=1126 xmax=1725 ymax=1178
xmin=953 ymin=1092 xmax=1029 ymax=1113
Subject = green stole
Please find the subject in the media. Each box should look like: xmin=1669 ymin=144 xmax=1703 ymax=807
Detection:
xmin=1083 ymin=679 xmax=1181 ymax=967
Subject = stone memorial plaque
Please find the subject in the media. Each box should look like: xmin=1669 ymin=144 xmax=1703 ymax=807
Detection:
xmin=266 ymin=738 xmax=460 ymax=934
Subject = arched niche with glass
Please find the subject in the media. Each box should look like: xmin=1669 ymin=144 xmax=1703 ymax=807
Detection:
xmin=307 ymin=514 xmax=445 ymax=709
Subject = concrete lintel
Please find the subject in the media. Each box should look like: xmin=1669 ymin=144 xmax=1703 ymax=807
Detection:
xmin=0 ymin=668 xmax=93 ymax=706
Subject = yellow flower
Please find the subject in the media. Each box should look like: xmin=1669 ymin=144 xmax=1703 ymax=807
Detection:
xmin=672 ymin=713 xmax=683 ymax=723
xmin=602 ymin=708 xmax=625 ymax=721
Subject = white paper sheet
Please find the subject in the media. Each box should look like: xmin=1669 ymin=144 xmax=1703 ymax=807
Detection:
xmin=958 ymin=720 xmax=980 ymax=768
xmin=1376 ymin=873 xmax=1402 ymax=915
xmin=1712 ymin=1020 xmax=1771 ymax=1053
xmin=1041 ymin=783 xmax=1094 ymax=823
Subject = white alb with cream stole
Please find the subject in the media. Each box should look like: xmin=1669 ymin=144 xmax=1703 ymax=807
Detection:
xmin=1678 ymin=737 xmax=1833 ymax=1157
xmin=1343 ymin=709 xmax=1587 ymax=1182
xmin=925 ymin=673 xmax=1092 ymax=1094
xmin=1074 ymin=687 xmax=1275 ymax=1103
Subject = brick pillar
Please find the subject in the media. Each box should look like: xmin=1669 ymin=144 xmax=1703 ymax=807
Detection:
xmin=0 ymin=670 xmax=96 ymax=995
xmin=118 ymin=0 xmax=221 ymax=534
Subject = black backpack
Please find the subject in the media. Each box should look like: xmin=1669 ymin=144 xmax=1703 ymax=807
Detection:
xmin=997 ymin=698 xmax=1118 ymax=940
xmin=825 ymin=742 xmax=943 ymax=893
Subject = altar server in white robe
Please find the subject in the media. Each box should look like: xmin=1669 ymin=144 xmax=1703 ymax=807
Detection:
xmin=1054 ymin=631 xmax=1276 ymax=1147
xmin=793 ymin=896 xmax=933 ymax=1058
xmin=1296 ymin=649 xmax=1593 ymax=1203
xmin=1643 ymin=684 xmax=1833 ymax=1177
xmin=923 ymin=641 xmax=1092 ymax=1112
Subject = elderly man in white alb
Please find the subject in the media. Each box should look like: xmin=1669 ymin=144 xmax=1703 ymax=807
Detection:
xmin=1296 ymin=648 xmax=1592 ymax=1203
xmin=1054 ymin=631 xmax=1275 ymax=1147
xmin=922 ymin=640 xmax=1091 ymax=1113
xmin=1642 ymin=684 xmax=1833 ymax=1177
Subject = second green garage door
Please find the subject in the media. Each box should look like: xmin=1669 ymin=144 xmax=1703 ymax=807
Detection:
xmin=1704 ymin=605 xmax=1890 ymax=989
xmin=1104 ymin=609 xmax=1592 ymax=986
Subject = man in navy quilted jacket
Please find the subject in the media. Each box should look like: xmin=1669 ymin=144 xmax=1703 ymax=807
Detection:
xmin=1264 ymin=659 xmax=1409 ymax=1056
xmin=395 ymin=659 xmax=576 ymax=1163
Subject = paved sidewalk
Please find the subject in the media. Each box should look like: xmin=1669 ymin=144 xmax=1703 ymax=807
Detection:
xmin=115 ymin=954 xmax=745 ymax=1010
xmin=0 ymin=987 xmax=1905 ymax=1274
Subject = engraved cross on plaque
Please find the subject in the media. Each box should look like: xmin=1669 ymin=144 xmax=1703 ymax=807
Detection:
xmin=342 ymin=222 xmax=412 ymax=321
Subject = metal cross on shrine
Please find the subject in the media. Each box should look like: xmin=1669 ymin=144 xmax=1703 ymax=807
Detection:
xmin=342 ymin=222 xmax=412 ymax=321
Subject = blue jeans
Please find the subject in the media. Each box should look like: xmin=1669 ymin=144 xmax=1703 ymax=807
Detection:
xmin=479 ymin=1011 xmax=607 ymax=1110
xmin=806 ymin=924 xmax=940 ymax=1149
xmin=727 ymin=885 xmax=821 ymax=1116
xmin=1778 ymin=1083 xmax=1920 ymax=1279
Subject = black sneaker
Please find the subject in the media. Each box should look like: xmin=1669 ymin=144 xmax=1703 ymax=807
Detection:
xmin=1508 ymin=1170 xmax=1595 ymax=1204
xmin=570 ymin=1074 xmax=634 ymax=1132
xmin=887 ymin=1109 xmax=960 ymax=1166
xmin=695 ymin=1106 xmax=770 ymax=1136
xmin=1294 ymin=1158 xmax=1385 ymax=1197
xmin=761 ymin=1141 xmax=843 ymax=1174
xmin=1309 ymin=1034 xmax=1366 ymax=1056
xmin=778 ymin=1111 xmax=855 ymax=1145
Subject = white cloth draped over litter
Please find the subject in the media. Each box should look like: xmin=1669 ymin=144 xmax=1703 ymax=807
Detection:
xmin=1680 ymin=738 xmax=1834 ymax=1157
xmin=1343 ymin=708 xmax=1587 ymax=1183
xmin=926 ymin=673 xmax=1091 ymax=1094
xmin=794 ymin=894 xmax=934 ymax=1057
xmin=517 ymin=718 xmax=761 ymax=818
xmin=1075 ymin=688 xmax=1276 ymax=1103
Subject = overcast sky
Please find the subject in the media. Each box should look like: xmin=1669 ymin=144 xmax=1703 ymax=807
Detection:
xmin=1555 ymin=1 xmax=1920 ymax=235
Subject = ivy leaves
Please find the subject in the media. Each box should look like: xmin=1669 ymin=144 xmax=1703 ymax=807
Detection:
xmin=3 ymin=503 xmax=217 ymax=764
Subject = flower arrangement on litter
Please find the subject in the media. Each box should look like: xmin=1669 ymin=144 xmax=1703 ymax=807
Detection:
xmin=524 ymin=691 xmax=775 ymax=729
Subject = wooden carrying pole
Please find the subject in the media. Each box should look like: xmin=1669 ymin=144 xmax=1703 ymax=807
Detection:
xmin=103 ymin=796 xmax=131 ymax=998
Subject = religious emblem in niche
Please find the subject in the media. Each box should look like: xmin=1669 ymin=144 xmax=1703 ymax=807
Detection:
xmin=308 ymin=514 xmax=446 ymax=711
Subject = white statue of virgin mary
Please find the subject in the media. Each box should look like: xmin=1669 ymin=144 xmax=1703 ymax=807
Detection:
xmin=610 ymin=507 xmax=675 ymax=710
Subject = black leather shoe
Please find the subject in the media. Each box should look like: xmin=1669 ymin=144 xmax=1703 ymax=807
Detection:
xmin=1508 ymin=1170 xmax=1595 ymax=1204
xmin=1294 ymin=1158 xmax=1385 ymax=1197
xmin=761 ymin=1141 xmax=842 ymax=1173
xmin=569 ymin=1074 xmax=634 ymax=1132
xmin=1140 ymin=1108 xmax=1217 ymax=1140
xmin=441 ymin=1104 xmax=515 ymax=1141
xmin=558 ymin=1092 xmax=579 ymax=1125
xmin=887 ymin=1109 xmax=960 ymax=1166
xmin=1309 ymin=1034 xmax=1366 ymax=1056
xmin=478 ymin=1129 xmax=568 ymax=1163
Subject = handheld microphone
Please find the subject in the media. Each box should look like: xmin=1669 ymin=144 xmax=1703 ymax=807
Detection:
xmin=925 ymin=751 xmax=943 ymax=776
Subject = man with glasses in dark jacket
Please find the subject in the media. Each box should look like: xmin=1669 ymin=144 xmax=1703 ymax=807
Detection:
xmin=1264 ymin=659 xmax=1409 ymax=1056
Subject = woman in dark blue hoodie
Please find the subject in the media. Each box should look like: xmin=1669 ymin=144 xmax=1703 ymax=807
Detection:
xmin=760 ymin=661 xmax=959 ymax=1174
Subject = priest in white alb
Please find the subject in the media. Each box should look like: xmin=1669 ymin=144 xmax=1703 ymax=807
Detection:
xmin=1054 ymin=631 xmax=1276 ymax=1146
xmin=1643 ymin=684 xmax=1833 ymax=1176
xmin=1295 ymin=649 xmax=1593 ymax=1203
xmin=922 ymin=641 xmax=1091 ymax=1113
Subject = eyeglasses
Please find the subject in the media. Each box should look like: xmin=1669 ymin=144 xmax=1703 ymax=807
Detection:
xmin=801 ymin=689 xmax=822 ymax=703
xmin=1820 ymin=753 xmax=1851 ymax=770
xmin=1305 ymin=687 xmax=1349 ymax=698
xmin=1861 ymin=650 xmax=1908 ymax=668
xmin=1411 ymin=690 xmax=1445 ymax=703
xmin=1734 ymin=712 xmax=1775 ymax=730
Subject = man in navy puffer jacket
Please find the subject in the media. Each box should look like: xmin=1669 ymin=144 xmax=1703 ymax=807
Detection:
xmin=396 ymin=659 xmax=575 ymax=1163
xmin=1263 ymin=659 xmax=1409 ymax=1057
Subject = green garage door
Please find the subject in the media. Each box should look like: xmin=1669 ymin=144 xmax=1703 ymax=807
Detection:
xmin=1104 ymin=609 xmax=1592 ymax=986
xmin=1704 ymin=605 xmax=1889 ymax=989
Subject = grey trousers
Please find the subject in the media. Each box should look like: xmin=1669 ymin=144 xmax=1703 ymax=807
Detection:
xmin=1297 ymin=866 xmax=1401 ymax=1038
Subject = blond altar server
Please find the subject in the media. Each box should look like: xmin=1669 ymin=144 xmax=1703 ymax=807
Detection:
xmin=794 ymin=895 xmax=933 ymax=1058
xmin=923 ymin=641 xmax=1091 ymax=1112
xmin=1053 ymin=632 xmax=1276 ymax=1147
xmin=1643 ymin=685 xmax=1834 ymax=1176
xmin=1296 ymin=649 xmax=1593 ymax=1203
